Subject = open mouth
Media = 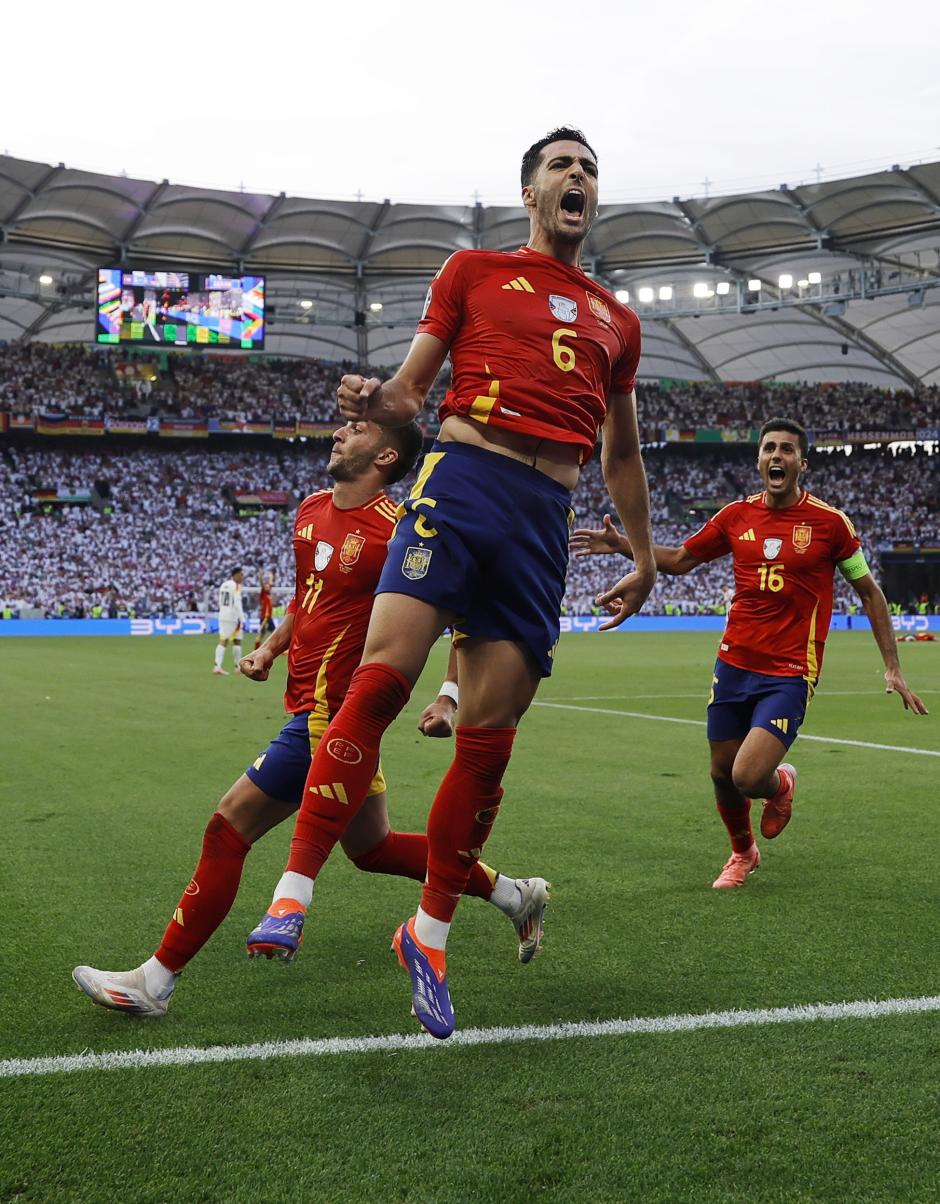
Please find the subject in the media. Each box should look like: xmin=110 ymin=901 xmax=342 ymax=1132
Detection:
xmin=768 ymin=465 xmax=786 ymax=483
xmin=560 ymin=188 xmax=585 ymax=217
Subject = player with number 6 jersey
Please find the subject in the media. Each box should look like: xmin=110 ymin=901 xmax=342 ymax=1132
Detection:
xmin=255 ymin=126 xmax=658 ymax=1039
xmin=421 ymin=244 xmax=640 ymax=460
xmin=571 ymin=417 xmax=927 ymax=891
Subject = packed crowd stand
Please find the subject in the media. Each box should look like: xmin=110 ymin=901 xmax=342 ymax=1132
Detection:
xmin=0 ymin=343 xmax=445 ymax=428
xmin=0 ymin=343 xmax=936 ymax=437
xmin=1 ymin=437 xmax=935 ymax=619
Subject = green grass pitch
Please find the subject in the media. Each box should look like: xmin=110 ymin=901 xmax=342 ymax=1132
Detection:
xmin=1 ymin=630 xmax=938 ymax=1202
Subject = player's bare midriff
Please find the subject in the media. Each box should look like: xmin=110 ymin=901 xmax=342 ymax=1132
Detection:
xmin=437 ymin=415 xmax=581 ymax=490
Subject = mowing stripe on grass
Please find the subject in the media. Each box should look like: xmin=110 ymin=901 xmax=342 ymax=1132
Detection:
xmin=534 ymin=701 xmax=940 ymax=757
xmin=3 ymin=995 xmax=939 ymax=1079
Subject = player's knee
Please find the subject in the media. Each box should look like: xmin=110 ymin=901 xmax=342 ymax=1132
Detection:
xmin=217 ymin=786 xmax=259 ymax=840
xmin=731 ymin=763 xmax=763 ymax=798
xmin=709 ymin=760 xmax=734 ymax=788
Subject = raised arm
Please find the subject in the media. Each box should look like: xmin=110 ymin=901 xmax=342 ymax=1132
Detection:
xmin=570 ymin=513 xmax=701 ymax=575
xmin=850 ymin=574 xmax=928 ymax=714
xmin=337 ymin=332 xmax=449 ymax=427
xmin=590 ymin=390 xmax=658 ymax=629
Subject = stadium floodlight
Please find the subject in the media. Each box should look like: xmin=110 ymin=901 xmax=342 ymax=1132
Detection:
xmin=637 ymin=287 xmax=654 ymax=304
xmin=797 ymin=279 xmax=809 ymax=289
xmin=807 ymin=271 xmax=822 ymax=285
xmin=369 ymin=301 xmax=383 ymax=312
xmin=615 ymin=288 xmax=630 ymax=303
xmin=692 ymin=282 xmax=710 ymax=298
xmin=747 ymin=279 xmax=762 ymax=291
xmin=658 ymin=285 xmax=673 ymax=301
xmin=715 ymin=282 xmax=731 ymax=296
xmin=299 ymin=299 xmax=313 ymax=309
xmin=38 ymin=273 xmax=53 ymax=285
xmin=778 ymin=273 xmax=793 ymax=290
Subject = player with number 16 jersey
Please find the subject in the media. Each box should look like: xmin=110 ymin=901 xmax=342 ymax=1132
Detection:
xmin=571 ymin=417 xmax=926 ymax=892
xmin=683 ymin=485 xmax=860 ymax=681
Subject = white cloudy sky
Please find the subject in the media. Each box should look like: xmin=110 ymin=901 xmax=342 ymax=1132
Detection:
xmin=4 ymin=0 xmax=938 ymax=204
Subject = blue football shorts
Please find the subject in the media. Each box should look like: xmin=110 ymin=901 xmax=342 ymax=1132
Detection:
xmin=376 ymin=440 xmax=574 ymax=677
xmin=706 ymin=659 xmax=813 ymax=750
xmin=245 ymin=711 xmax=386 ymax=804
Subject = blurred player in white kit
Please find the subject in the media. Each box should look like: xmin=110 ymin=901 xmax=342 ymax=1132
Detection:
xmin=213 ymin=567 xmax=245 ymax=675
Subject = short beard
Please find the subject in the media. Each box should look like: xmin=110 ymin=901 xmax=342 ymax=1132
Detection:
xmin=537 ymin=194 xmax=593 ymax=245
xmin=328 ymin=451 xmax=370 ymax=482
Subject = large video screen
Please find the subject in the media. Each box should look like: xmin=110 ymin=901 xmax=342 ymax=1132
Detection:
xmin=96 ymin=269 xmax=265 ymax=349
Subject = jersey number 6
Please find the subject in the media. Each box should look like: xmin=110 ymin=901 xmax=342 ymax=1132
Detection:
xmin=552 ymin=328 xmax=577 ymax=373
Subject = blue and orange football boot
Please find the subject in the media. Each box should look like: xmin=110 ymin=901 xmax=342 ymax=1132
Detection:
xmin=246 ymin=898 xmax=306 ymax=961
xmin=392 ymin=916 xmax=455 ymax=1040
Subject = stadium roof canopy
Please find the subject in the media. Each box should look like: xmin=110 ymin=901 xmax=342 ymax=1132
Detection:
xmin=1 ymin=153 xmax=939 ymax=387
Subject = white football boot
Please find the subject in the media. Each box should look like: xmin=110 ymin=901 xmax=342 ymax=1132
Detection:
xmin=507 ymin=877 xmax=551 ymax=964
xmin=72 ymin=964 xmax=175 ymax=1017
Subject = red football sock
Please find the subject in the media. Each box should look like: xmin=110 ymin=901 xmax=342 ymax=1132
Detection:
xmin=350 ymin=830 xmax=495 ymax=900
xmin=421 ymin=726 xmax=516 ymax=923
xmin=154 ymin=812 xmax=251 ymax=974
xmin=286 ymin=662 xmax=411 ymax=879
xmin=716 ymin=799 xmax=754 ymax=853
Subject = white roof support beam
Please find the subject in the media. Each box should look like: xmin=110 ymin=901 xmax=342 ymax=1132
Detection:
xmin=796 ymin=304 xmax=920 ymax=389
xmin=656 ymin=318 xmax=721 ymax=383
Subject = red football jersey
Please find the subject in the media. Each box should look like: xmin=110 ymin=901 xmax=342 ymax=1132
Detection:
xmin=417 ymin=246 xmax=641 ymax=461
xmin=683 ymin=490 xmax=861 ymax=680
xmin=284 ymin=489 xmax=398 ymax=715
xmin=259 ymin=580 xmax=273 ymax=621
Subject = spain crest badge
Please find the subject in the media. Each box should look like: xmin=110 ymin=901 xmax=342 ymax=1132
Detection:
xmin=340 ymin=532 xmax=365 ymax=567
xmin=792 ymin=524 xmax=812 ymax=553
xmin=588 ymin=294 xmax=611 ymax=323
xmin=402 ymin=546 xmax=432 ymax=581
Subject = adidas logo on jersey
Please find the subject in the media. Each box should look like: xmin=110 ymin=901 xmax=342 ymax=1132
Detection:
xmin=501 ymin=276 xmax=535 ymax=293
xmin=769 ymin=718 xmax=790 ymax=733
xmin=296 ymin=524 xmax=314 ymax=541
xmin=738 ymin=528 xmax=756 ymax=541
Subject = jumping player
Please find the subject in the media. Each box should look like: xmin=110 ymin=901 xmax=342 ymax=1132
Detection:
xmin=253 ymin=569 xmax=276 ymax=650
xmin=571 ymin=418 xmax=928 ymax=888
xmin=248 ymin=127 xmax=657 ymax=1038
xmin=212 ymin=567 xmax=244 ymax=675
xmin=72 ymin=420 xmax=549 ymax=1017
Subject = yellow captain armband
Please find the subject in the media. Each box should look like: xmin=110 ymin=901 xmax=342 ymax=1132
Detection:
xmin=838 ymin=549 xmax=870 ymax=581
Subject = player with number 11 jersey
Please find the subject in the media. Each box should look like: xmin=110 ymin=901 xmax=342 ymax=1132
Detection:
xmin=284 ymin=488 xmax=398 ymax=718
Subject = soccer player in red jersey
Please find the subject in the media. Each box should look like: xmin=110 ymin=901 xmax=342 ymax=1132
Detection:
xmin=72 ymin=421 xmax=548 ymax=1017
xmin=250 ymin=127 xmax=657 ymax=1038
xmin=253 ymin=569 xmax=276 ymax=650
xmin=572 ymin=417 xmax=928 ymax=888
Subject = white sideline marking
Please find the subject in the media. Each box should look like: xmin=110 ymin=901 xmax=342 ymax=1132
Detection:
xmin=534 ymin=701 xmax=940 ymax=757
xmin=551 ymin=690 xmax=938 ymax=701
xmin=3 ymin=994 xmax=939 ymax=1080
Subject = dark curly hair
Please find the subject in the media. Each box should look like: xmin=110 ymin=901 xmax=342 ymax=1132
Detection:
xmin=521 ymin=127 xmax=597 ymax=188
